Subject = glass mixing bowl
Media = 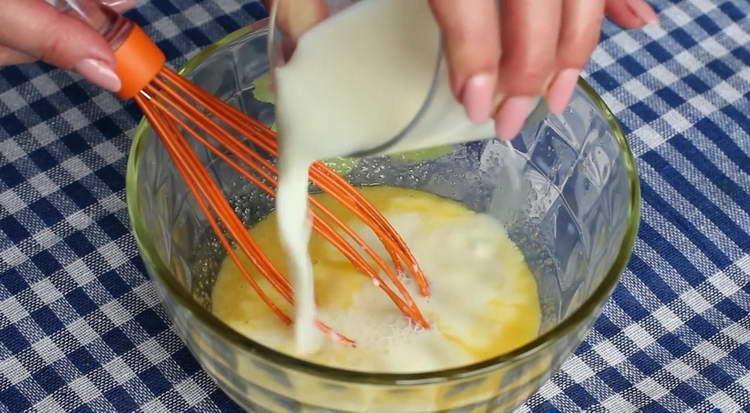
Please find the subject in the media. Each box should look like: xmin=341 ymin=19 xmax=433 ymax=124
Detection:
xmin=126 ymin=20 xmax=640 ymax=413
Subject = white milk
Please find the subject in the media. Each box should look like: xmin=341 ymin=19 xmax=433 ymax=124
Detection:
xmin=273 ymin=0 xmax=500 ymax=353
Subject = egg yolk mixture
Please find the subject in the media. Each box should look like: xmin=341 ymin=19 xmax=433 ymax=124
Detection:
xmin=212 ymin=186 xmax=541 ymax=373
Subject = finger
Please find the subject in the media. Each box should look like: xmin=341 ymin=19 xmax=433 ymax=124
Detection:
xmin=103 ymin=0 xmax=138 ymax=14
xmin=0 ymin=0 xmax=133 ymax=68
xmin=605 ymin=0 xmax=658 ymax=29
xmin=429 ymin=0 xmax=501 ymax=123
xmin=270 ymin=0 xmax=328 ymax=41
xmin=0 ymin=45 xmax=36 ymax=66
xmin=265 ymin=0 xmax=327 ymax=61
xmin=0 ymin=0 xmax=120 ymax=91
xmin=546 ymin=0 xmax=605 ymax=114
xmin=494 ymin=0 xmax=562 ymax=140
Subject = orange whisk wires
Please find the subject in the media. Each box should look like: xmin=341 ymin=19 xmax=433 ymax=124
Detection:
xmin=139 ymin=68 xmax=431 ymax=344
xmin=54 ymin=0 xmax=430 ymax=346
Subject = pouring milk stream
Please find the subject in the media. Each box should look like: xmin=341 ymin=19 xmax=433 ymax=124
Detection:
xmin=272 ymin=0 xmax=532 ymax=353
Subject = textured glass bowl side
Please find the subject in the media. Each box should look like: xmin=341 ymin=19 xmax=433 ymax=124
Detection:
xmin=125 ymin=21 xmax=640 ymax=413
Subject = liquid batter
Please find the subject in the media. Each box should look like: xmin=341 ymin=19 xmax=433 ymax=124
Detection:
xmin=212 ymin=187 xmax=540 ymax=373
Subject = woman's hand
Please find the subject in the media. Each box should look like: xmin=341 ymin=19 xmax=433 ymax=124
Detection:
xmin=266 ymin=0 xmax=659 ymax=140
xmin=429 ymin=0 xmax=658 ymax=139
xmin=0 ymin=0 xmax=136 ymax=92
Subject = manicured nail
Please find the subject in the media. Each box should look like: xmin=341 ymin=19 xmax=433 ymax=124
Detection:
xmin=75 ymin=59 xmax=122 ymax=92
xmin=628 ymin=0 xmax=659 ymax=25
xmin=103 ymin=0 xmax=137 ymax=12
xmin=547 ymin=68 xmax=580 ymax=115
xmin=495 ymin=96 xmax=535 ymax=141
xmin=462 ymin=73 xmax=495 ymax=123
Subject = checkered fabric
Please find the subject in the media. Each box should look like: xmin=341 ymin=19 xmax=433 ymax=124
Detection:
xmin=0 ymin=0 xmax=749 ymax=411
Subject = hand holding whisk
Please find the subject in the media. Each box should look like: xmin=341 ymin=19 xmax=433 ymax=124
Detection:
xmin=48 ymin=0 xmax=431 ymax=346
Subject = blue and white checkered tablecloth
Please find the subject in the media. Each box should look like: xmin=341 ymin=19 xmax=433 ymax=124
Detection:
xmin=1 ymin=0 xmax=749 ymax=411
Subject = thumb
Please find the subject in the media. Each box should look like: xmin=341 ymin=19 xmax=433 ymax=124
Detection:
xmin=0 ymin=0 xmax=121 ymax=91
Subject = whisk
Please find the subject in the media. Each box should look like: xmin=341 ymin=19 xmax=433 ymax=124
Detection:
xmin=51 ymin=0 xmax=431 ymax=345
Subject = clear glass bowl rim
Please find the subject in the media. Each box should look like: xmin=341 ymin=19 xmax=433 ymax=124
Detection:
xmin=125 ymin=19 xmax=642 ymax=386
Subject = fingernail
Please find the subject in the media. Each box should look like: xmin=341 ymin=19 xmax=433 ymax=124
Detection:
xmin=547 ymin=68 xmax=580 ymax=115
xmin=462 ymin=73 xmax=495 ymax=123
xmin=103 ymin=0 xmax=137 ymax=11
xmin=495 ymin=96 xmax=535 ymax=141
xmin=75 ymin=59 xmax=121 ymax=92
xmin=628 ymin=0 xmax=659 ymax=25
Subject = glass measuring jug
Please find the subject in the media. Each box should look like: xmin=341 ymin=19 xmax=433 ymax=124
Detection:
xmin=267 ymin=0 xmax=547 ymax=158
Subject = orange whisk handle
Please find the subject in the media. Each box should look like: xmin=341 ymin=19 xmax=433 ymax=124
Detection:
xmin=46 ymin=0 xmax=166 ymax=99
